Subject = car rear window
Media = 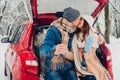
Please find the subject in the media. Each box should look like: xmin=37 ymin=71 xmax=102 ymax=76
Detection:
xmin=10 ymin=25 xmax=26 ymax=43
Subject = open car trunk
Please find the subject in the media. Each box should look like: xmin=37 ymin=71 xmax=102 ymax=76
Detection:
xmin=32 ymin=0 xmax=109 ymax=78
xmin=31 ymin=0 xmax=108 ymax=26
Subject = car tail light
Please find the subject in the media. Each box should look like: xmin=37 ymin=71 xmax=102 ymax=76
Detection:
xmin=26 ymin=60 xmax=38 ymax=66
xmin=19 ymin=51 xmax=38 ymax=75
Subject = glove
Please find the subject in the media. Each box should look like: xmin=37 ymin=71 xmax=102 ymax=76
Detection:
xmin=84 ymin=36 xmax=94 ymax=53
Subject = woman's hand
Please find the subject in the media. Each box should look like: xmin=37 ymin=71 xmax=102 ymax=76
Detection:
xmin=98 ymin=34 xmax=105 ymax=44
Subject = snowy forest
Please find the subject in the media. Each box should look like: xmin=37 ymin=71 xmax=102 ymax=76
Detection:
xmin=0 ymin=0 xmax=120 ymax=43
xmin=0 ymin=0 xmax=120 ymax=80
xmin=0 ymin=0 xmax=33 ymax=37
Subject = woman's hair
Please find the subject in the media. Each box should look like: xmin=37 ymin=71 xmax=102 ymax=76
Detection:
xmin=76 ymin=19 xmax=90 ymax=41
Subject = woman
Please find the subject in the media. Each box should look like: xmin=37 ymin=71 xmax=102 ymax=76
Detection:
xmin=72 ymin=15 xmax=111 ymax=80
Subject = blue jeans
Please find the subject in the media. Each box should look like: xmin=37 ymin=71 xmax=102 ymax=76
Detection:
xmin=45 ymin=69 xmax=77 ymax=80
xmin=79 ymin=75 xmax=96 ymax=80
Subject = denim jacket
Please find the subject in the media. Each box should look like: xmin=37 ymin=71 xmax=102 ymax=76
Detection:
xmin=40 ymin=26 xmax=75 ymax=73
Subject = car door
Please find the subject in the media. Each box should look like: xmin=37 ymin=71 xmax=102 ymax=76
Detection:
xmin=5 ymin=48 xmax=16 ymax=72
xmin=5 ymin=24 xmax=26 ymax=72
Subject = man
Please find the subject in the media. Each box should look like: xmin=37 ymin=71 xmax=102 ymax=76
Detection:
xmin=40 ymin=7 xmax=80 ymax=80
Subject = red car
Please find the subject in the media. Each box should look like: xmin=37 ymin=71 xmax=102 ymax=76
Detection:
xmin=1 ymin=0 xmax=112 ymax=80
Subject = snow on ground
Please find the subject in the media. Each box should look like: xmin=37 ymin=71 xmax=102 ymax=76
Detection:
xmin=0 ymin=36 xmax=120 ymax=80
xmin=107 ymin=36 xmax=120 ymax=80
xmin=0 ymin=37 xmax=8 ymax=80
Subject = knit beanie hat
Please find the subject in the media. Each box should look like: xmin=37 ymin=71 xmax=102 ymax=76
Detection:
xmin=63 ymin=7 xmax=80 ymax=22
xmin=80 ymin=15 xmax=94 ymax=30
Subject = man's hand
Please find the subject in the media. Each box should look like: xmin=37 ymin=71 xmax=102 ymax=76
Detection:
xmin=54 ymin=44 xmax=68 ymax=55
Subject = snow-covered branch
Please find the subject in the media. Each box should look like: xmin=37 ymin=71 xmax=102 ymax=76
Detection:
xmin=109 ymin=1 xmax=120 ymax=14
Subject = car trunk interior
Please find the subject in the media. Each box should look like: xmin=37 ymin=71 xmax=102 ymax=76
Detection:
xmin=33 ymin=25 xmax=49 ymax=75
xmin=33 ymin=12 xmax=62 ymax=75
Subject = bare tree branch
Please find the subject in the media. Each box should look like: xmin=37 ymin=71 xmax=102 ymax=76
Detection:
xmin=22 ymin=0 xmax=33 ymax=22
xmin=109 ymin=1 xmax=120 ymax=14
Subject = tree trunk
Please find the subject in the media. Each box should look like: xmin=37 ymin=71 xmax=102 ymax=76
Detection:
xmin=96 ymin=21 xmax=102 ymax=34
xmin=104 ymin=3 xmax=110 ymax=43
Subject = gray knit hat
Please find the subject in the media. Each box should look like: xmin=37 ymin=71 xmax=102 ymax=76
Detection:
xmin=63 ymin=7 xmax=80 ymax=22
